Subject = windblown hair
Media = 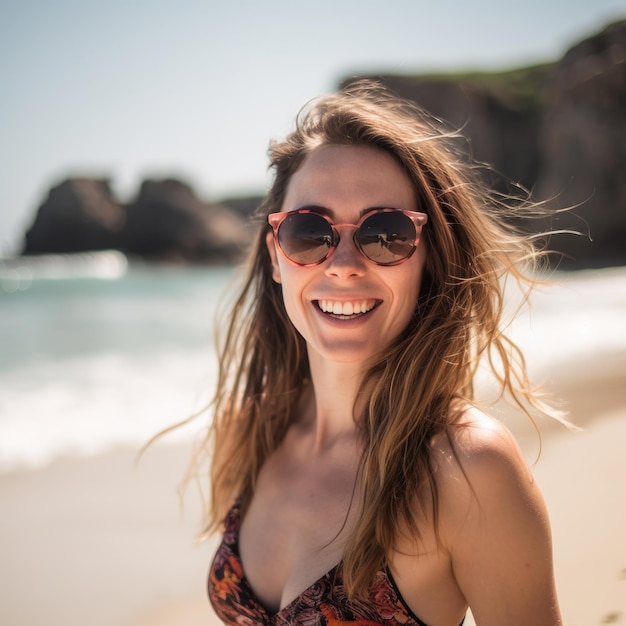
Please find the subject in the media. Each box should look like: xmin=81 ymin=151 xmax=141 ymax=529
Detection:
xmin=203 ymin=81 xmax=556 ymax=597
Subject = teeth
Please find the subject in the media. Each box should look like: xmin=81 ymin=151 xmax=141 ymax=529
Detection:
xmin=318 ymin=299 xmax=376 ymax=316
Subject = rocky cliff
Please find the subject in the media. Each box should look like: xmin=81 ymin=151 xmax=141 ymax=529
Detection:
xmin=343 ymin=19 xmax=626 ymax=268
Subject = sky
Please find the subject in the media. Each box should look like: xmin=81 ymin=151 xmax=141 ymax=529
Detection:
xmin=1 ymin=0 xmax=624 ymax=253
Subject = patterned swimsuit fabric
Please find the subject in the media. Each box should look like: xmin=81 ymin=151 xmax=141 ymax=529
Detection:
xmin=208 ymin=501 xmax=465 ymax=626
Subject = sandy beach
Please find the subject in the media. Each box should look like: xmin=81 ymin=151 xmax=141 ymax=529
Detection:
xmin=1 ymin=352 xmax=625 ymax=626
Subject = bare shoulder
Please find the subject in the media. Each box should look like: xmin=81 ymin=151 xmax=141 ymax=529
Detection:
xmin=429 ymin=407 xmax=562 ymax=625
xmin=430 ymin=406 xmax=534 ymax=499
xmin=429 ymin=406 xmax=546 ymax=540
xmin=434 ymin=405 xmax=523 ymax=457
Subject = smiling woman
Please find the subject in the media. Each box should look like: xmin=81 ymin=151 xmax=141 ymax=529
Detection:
xmin=198 ymin=82 xmax=565 ymax=626
xmin=265 ymin=144 xmax=426 ymax=366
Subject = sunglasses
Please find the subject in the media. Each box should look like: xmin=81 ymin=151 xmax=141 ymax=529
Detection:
xmin=267 ymin=208 xmax=428 ymax=267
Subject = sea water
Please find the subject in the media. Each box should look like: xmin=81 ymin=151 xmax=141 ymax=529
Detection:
xmin=1 ymin=252 xmax=625 ymax=472
xmin=0 ymin=253 xmax=239 ymax=471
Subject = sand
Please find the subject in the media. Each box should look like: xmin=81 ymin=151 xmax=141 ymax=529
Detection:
xmin=1 ymin=353 xmax=625 ymax=626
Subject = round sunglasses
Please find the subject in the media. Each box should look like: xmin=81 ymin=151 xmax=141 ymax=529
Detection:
xmin=267 ymin=207 xmax=428 ymax=267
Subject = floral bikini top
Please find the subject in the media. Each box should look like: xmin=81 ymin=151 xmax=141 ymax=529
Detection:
xmin=208 ymin=501 xmax=465 ymax=626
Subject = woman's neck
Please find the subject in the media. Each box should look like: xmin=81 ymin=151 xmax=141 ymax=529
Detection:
xmin=303 ymin=352 xmax=367 ymax=452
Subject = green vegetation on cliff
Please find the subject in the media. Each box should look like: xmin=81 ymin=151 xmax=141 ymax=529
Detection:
xmin=416 ymin=63 xmax=555 ymax=110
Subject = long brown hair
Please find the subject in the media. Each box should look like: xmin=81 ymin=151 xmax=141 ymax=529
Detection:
xmin=203 ymin=81 xmax=560 ymax=597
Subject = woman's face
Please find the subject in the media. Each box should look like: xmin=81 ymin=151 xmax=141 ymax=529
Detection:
xmin=266 ymin=144 xmax=426 ymax=366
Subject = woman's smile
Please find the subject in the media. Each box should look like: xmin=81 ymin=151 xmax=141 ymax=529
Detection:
xmin=315 ymin=298 xmax=380 ymax=318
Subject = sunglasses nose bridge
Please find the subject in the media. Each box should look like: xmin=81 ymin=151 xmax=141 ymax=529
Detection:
xmin=325 ymin=223 xmax=368 ymax=267
xmin=332 ymin=222 xmax=360 ymax=250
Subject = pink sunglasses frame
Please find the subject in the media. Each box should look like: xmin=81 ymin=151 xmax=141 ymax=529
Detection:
xmin=267 ymin=207 xmax=428 ymax=267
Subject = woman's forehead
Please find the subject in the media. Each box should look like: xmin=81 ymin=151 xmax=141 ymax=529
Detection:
xmin=282 ymin=144 xmax=416 ymax=214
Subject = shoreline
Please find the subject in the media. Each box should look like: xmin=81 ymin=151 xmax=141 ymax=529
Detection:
xmin=1 ymin=352 xmax=625 ymax=626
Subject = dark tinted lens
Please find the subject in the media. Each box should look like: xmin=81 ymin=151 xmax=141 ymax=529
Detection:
xmin=357 ymin=212 xmax=416 ymax=265
xmin=278 ymin=212 xmax=334 ymax=265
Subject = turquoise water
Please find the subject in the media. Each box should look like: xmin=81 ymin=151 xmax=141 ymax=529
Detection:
xmin=0 ymin=255 xmax=238 ymax=470
xmin=2 ymin=261 xmax=235 ymax=369
xmin=1 ymin=253 xmax=625 ymax=472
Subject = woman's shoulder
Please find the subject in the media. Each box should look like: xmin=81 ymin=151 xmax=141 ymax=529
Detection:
xmin=428 ymin=405 xmax=546 ymax=538
xmin=429 ymin=404 xmax=553 ymax=556
xmin=431 ymin=405 xmax=531 ymax=486
xmin=423 ymin=411 xmax=560 ymax=623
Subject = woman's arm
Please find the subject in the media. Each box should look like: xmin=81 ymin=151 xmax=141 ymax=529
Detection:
xmin=439 ymin=411 xmax=562 ymax=626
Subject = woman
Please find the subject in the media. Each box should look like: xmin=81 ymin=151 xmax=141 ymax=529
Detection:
xmin=205 ymin=83 xmax=563 ymax=625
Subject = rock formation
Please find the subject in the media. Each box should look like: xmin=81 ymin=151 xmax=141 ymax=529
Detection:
xmin=22 ymin=178 xmax=252 ymax=263
xmin=23 ymin=179 xmax=126 ymax=254
xmin=536 ymin=20 xmax=626 ymax=267
xmin=122 ymin=179 xmax=249 ymax=262
xmin=343 ymin=19 xmax=626 ymax=268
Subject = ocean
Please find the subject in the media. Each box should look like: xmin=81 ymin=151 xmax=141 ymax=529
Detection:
xmin=1 ymin=252 xmax=625 ymax=473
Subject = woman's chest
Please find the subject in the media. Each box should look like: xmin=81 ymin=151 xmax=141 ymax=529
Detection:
xmin=237 ymin=448 xmax=360 ymax=611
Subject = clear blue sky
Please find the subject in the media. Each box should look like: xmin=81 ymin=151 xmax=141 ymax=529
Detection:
xmin=1 ymin=0 xmax=624 ymax=253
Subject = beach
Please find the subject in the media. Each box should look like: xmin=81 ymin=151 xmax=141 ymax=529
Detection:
xmin=1 ymin=264 xmax=625 ymax=626
xmin=0 ymin=352 xmax=624 ymax=626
